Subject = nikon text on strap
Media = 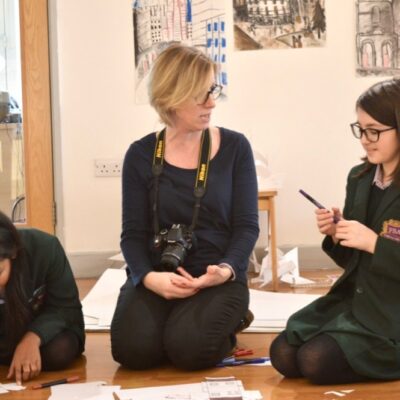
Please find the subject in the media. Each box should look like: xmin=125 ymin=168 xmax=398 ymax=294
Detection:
xmin=152 ymin=128 xmax=211 ymax=235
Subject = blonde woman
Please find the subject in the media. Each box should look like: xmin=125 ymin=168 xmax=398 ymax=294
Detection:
xmin=111 ymin=44 xmax=259 ymax=370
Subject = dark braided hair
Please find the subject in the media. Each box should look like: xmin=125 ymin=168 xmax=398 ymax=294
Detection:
xmin=0 ymin=211 xmax=32 ymax=348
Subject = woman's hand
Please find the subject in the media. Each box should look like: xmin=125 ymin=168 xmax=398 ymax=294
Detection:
xmin=173 ymin=265 xmax=232 ymax=290
xmin=143 ymin=271 xmax=199 ymax=299
xmin=335 ymin=220 xmax=378 ymax=253
xmin=316 ymin=207 xmax=341 ymax=238
xmin=7 ymin=332 xmax=41 ymax=385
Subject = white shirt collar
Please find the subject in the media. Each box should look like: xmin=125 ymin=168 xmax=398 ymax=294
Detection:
xmin=372 ymin=164 xmax=392 ymax=189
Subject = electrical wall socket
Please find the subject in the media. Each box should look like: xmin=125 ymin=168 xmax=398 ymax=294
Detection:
xmin=94 ymin=159 xmax=122 ymax=177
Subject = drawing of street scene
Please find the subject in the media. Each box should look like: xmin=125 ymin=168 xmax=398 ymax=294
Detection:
xmin=133 ymin=0 xmax=227 ymax=103
xmin=233 ymin=0 xmax=326 ymax=51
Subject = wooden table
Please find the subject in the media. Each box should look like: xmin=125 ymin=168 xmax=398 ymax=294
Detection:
xmin=258 ymin=190 xmax=279 ymax=291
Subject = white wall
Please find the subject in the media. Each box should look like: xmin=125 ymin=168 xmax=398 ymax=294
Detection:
xmin=49 ymin=0 xmax=384 ymax=261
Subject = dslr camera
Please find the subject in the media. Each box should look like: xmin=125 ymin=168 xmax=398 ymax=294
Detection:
xmin=153 ymin=224 xmax=196 ymax=271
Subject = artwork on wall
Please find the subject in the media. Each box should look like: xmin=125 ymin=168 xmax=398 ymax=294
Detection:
xmin=132 ymin=0 xmax=227 ymax=103
xmin=356 ymin=0 xmax=400 ymax=77
xmin=233 ymin=0 xmax=326 ymax=51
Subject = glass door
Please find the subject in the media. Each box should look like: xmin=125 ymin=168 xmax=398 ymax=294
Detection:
xmin=0 ymin=0 xmax=54 ymax=233
xmin=0 ymin=0 xmax=24 ymax=222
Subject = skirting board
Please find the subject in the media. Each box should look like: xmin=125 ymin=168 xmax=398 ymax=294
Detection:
xmin=68 ymin=245 xmax=339 ymax=279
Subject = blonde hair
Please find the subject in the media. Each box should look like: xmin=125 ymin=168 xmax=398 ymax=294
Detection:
xmin=149 ymin=43 xmax=217 ymax=126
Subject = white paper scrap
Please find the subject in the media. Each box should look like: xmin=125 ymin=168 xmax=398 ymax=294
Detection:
xmin=49 ymin=381 xmax=119 ymax=400
xmin=324 ymin=390 xmax=348 ymax=397
xmin=0 ymin=382 xmax=25 ymax=391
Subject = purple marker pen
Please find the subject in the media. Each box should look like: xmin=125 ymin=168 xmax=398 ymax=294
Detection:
xmin=299 ymin=189 xmax=339 ymax=223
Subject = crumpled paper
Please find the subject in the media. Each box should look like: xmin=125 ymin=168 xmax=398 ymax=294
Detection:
xmin=251 ymin=247 xmax=315 ymax=287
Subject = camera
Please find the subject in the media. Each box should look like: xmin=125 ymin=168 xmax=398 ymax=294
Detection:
xmin=153 ymin=224 xmax=196 ymax=271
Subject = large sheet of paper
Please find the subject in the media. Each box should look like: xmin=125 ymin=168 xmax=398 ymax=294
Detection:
xmin=244 ymin=289 xmax=320 ymax=332
xmin=82 ymin=268 xmax=320 ymax=332
xmin=115 ymin=380 xmax=262 ymax=400
xmin=82 ymin=268 xmax=126 ymax=330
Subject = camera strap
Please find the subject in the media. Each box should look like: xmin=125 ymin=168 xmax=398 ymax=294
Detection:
xmin=152 ymin=128 xmax=211 ymax=234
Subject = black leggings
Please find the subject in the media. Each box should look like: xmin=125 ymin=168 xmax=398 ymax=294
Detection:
xmin=0 ymin=330 xmax=81 ymax=371
xmin=270 ymin=331 xmax=369 ymax=385
xmin=111 ymin=279 xmax=249 ymax=370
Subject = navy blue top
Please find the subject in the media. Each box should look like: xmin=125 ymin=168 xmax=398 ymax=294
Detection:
xmin=121 ymin=128 xmax=260 ymax=285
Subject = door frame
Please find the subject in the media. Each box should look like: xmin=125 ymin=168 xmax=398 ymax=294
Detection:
xmin=19 ymin=0 xmax=54 ymax=233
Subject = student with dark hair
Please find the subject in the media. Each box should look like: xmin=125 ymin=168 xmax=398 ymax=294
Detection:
xmin=270 ymin=78 xmax=400 ymax=384
xmin=0 ymin=211 xmax=84 ymax=384
xmin=111 ymin=44 xmax=259 ymax=370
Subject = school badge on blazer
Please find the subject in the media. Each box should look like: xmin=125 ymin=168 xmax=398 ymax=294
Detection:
xmin=29 ymin=285 xmax=46 ymax=312
xmin=380 ymin=219 xmax=400 ymax=242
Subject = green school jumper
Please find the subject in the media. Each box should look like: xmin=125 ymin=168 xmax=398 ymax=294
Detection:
xmin=0 ymin=228 xmax=85 ymax=359
xmin=286 ymin=164 xmax=400 ymax=379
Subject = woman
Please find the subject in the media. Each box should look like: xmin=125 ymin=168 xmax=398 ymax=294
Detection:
xmin=111 ymin=44 xmax=259 ymax=370
xmin=0 ymin=211 xmax=84 ymax=384
xmin=270 ymin=79 xmax=400 ymax=384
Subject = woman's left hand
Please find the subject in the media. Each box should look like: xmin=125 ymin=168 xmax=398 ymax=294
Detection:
xmin=7 ymin=331 xmax=42 ymax=385
xmin=172 ymin=265 xmax=232 ymax=289
xmin=335 ymin=220 xmax=378 ymax=253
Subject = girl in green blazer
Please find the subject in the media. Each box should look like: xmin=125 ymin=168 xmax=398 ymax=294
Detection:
xmin=270 ymin=79 xmax=400 ymax=384
xmin=0 ymin=211 xmax=85 ymax=385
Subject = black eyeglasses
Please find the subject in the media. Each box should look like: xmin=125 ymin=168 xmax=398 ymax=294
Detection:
xmin=350 ymin=122 xmax=395 ymax=143
xmin=196 ymin=83 xmax=223 ymax=105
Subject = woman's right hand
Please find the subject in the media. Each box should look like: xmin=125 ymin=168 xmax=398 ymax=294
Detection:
xmin=315 ymin=207 xmax=341 ymax=237
xmin=143 ymin=271 xmax=199 ymax=300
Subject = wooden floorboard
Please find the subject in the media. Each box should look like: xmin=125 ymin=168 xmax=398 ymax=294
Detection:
xmin=1 ymin=268 xmax=400 ymax=399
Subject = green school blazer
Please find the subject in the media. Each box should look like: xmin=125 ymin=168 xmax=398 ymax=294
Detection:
xmin=18 ymin=228 xmax=85 ymax=351
xmin=292 ymin=163 xmax=400 ymax=341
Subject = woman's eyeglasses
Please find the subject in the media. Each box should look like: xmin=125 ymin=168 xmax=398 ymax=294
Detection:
xmin=196 ymin=84 xmax=223 ymax=105
xmin=350 ymin=122 xmax=395 ymax=143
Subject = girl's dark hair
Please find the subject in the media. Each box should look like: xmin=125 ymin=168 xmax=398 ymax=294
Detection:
xmin=356 ymin=79 xmax=400 ymax=185
xmin=0 ymin=211 xmax=31 ymax=348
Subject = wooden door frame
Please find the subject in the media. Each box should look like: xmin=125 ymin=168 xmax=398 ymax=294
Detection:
xmin=19 ymin=0 xmax=54 ymax=233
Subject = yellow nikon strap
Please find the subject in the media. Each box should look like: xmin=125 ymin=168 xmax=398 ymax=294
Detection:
xmin=152 ymin=128 xmax=211 ymax=234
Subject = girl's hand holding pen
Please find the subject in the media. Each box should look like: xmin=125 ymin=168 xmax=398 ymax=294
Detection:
xmin=335 ymin=220 xmax=378 ymax=253
xmin=316 ymin=207 xmax=342 ymax=236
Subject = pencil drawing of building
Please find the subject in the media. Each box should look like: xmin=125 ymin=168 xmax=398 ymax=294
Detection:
xmin=356 ymin=0 xmax=400 ymax=76
xmin=246 ymin=0 xmax=292 ymax=25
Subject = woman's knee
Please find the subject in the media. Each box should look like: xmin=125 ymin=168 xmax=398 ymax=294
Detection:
xmin=111 ymin=316 xmax=167 ymax=369
xmin=164 ymin=328 xmax=233 ymax=370
xmin=111 ymin=339 xmax=164 ymax=370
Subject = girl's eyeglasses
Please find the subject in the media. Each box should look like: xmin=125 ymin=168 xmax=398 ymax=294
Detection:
xmin=350 ymin=122 xmax=395 ymax=143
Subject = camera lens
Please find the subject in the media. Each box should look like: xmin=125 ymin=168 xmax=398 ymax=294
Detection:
xmin=160 ymin=243 xmax=187 ymax=271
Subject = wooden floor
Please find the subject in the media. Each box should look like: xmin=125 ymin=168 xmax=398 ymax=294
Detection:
xmin=2 ymin=269 xmax=400 ymax=399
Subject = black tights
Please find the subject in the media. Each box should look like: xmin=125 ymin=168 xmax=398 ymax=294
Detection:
xmin=270 ymin=331 xmax=369 ymax=385
xmin=0 ymin=330 xmax=81 ymax=371
xmin=40 ymin=330 xmax=81 ymax=371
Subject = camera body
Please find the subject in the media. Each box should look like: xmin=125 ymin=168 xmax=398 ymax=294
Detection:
xmin=153 ymin=224 xmax=196 ymax=271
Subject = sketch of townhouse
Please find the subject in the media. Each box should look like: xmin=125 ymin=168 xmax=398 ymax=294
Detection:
xmin=133 ymin=0 xmax=227 ymax=103
xmin=233 ymin=0 xmax=326 ymax=51
xmin=356 ymin=0 xmax=400 ymax=76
